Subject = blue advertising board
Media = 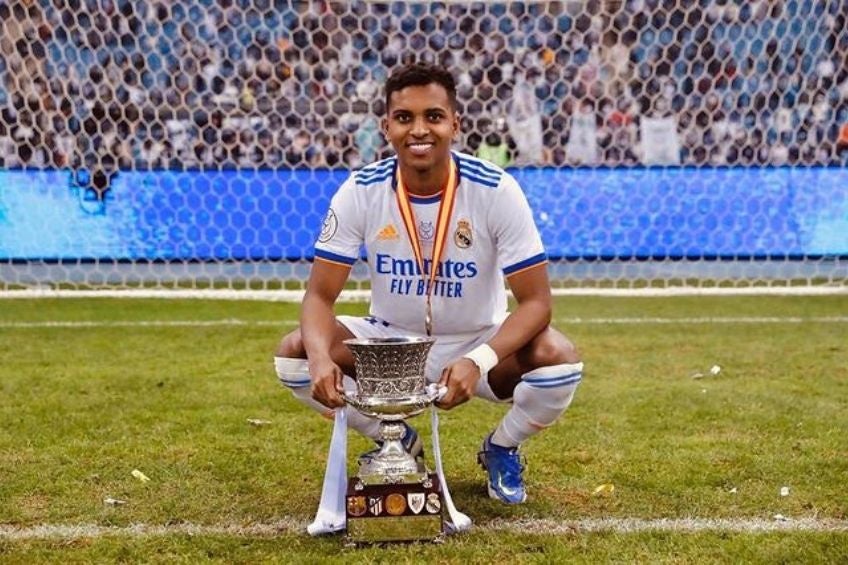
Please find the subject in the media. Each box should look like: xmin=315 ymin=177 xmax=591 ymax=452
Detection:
xmin=1 ymin=167 xmax=846 ymax=261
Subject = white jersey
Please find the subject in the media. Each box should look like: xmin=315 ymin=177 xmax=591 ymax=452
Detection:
xmin=314 ymin=151 xmax=546 ymax=337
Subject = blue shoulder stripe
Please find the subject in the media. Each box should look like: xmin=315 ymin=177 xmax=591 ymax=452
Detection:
xmin=314 ymin=248 xmax=357 ymax=266
xmin=503 ymin=252 xmax=547 ymax=276
xmin=357 ymin=157 xmax=396 ymax=176
xmin=356 ymin=171 xmax=394 ymax=186
xmin=463 ymin=174 xmax=500 ymax=188
xmin=456 ymin=156 xmax=502 ymax=180
xmin=458 ymin=158 xmax=501 ymax=178
xmin=455 ymin=153 xmax=501 ymax=171
xmin=357 ymin=166 xmax=393 ymax=182
xmin=356 ymin=157 xmax=396 ymax=174
xmin=458 ymin=164 xmax=500 ymax=183
xmin=355 ymin=159 xmax=396 ymax=183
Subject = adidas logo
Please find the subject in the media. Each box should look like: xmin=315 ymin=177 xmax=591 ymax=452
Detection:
xmin=376 ymin=224 xmax=400 ymax=240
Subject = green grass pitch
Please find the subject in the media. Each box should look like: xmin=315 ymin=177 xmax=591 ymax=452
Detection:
xmin=1 ymin=296 xmax=846 ymax=563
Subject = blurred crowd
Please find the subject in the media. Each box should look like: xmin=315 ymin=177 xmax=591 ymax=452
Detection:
xmin=2 ymin=0 xmax=848 ymax=185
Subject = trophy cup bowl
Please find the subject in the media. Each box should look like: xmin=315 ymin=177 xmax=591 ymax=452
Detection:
xmin=342 ymin=337 xmax=437 ymax=483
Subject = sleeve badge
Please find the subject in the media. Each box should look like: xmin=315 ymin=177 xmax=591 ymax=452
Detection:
xmin=318 ymin=208 xmax=339 ymax=243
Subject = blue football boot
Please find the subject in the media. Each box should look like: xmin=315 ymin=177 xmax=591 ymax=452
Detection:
xmin=477 ymin=433 xmax=527 ymax=504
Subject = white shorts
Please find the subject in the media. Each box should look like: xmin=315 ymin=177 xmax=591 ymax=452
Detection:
xmin=337 ymin=315 xmax=500 ymax=386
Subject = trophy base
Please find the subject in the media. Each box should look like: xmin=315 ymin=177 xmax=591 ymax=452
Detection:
xmin=345 ymin=473 xmax=443 ymax=543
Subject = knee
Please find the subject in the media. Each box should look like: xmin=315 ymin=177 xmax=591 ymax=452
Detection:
xmin=530 ymin=330 xmax=581 ymax=367
xmin=275 ymin=328 xmax=305 ymax=358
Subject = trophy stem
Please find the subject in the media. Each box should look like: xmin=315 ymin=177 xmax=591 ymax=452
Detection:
xmin=374 ymin=421 xmax=420 ymax=475
xmin=355 ymin=420 xmax=424 ymax=484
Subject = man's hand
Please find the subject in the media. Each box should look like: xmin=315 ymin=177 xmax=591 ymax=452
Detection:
xmin=436 ymin=358 xmax=481 ymax=410
xmin=309 ymin=357 xmax=345 ymax=408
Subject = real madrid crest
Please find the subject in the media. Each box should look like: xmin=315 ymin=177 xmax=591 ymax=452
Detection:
xmin=454 ymin=219 xmax=472 ymax=249
xmin=425 ymin=492 xmax=442 ymax=514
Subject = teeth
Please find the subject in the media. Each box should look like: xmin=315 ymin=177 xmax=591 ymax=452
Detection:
xmin=409 ymin=143 xmax=433 ymax=153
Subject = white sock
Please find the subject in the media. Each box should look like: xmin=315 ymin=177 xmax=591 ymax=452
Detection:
xmin=274 ymin=356 xmax=381 ymax=440
xmin=490 ymin=362 xmax=583 ymax=448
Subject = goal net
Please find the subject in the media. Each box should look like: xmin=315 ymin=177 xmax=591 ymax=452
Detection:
xmin=1 ymin=0 xmax=846 ymax=297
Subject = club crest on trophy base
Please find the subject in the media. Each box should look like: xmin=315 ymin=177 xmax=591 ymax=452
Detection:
xmin=342 ymin=337 xmax=445 ymax=543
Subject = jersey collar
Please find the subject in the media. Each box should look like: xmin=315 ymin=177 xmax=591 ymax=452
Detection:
xmin=392 ymin=152 xmax=461 ymax=204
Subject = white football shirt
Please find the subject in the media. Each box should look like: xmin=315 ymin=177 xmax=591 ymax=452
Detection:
xmin=314 ymin=151 xmax=546 ymax=337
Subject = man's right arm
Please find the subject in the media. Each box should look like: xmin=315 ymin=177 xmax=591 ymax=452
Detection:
xmin=300 ymin=258 xmax=352 ymax=408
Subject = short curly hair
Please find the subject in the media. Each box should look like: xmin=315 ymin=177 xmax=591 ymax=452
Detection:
xmin=384 ymin=62 xmax=458 ymax=111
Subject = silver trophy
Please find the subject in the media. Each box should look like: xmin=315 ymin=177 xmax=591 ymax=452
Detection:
xmin=342 ymin=336 xmax=439 ymax=485
xmin=341 ymin=336 xmax=445 ymax=542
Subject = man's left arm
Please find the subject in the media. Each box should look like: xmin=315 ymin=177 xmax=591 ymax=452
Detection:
xmin=436 ymin=263 xmax=551 ymax=409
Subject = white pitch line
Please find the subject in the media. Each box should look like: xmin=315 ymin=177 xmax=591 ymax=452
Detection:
xmin=556 ymin=316 xmax=848 ymax=324
xmin=1 ymin=316 xmax=847 ymax=329
xmin=1 ymin=287 xmax=846 ymax=300
xmin=492 ymin=517 xmax=848 ymax=534
xmin=0 ymin=319 xmax=295 ymax=329
xmin=2 ymin=517 xmax=847 ymax=541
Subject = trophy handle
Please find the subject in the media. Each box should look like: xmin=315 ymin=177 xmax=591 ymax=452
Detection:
xmin=340 ymin=391 xmax=367 ymax=413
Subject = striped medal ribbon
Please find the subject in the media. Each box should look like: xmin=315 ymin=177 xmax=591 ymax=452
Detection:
xmin=395 ymin=159 xmax=458 ymax=336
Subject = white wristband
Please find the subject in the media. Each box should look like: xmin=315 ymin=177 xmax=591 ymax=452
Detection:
xmin=462 ymin=344 xmax=499 ymax=375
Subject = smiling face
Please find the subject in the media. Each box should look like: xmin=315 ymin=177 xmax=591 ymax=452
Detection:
xmin=382 ymin=82 xmax=460 ymax=178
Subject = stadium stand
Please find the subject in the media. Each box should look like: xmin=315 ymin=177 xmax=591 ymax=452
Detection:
xmin=1 ymin=0 xmax=846 ymax=173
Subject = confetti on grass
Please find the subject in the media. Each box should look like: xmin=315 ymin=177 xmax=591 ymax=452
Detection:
xmin=131 ymin=469 xmax=151 ymax=483
xmin=593 ymin=483 xmax=615 ymax=496
xmin=247 ymin=418 xmax=273 ymax=426
xmin=691 ymin=364 xmax=723 ymax=379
